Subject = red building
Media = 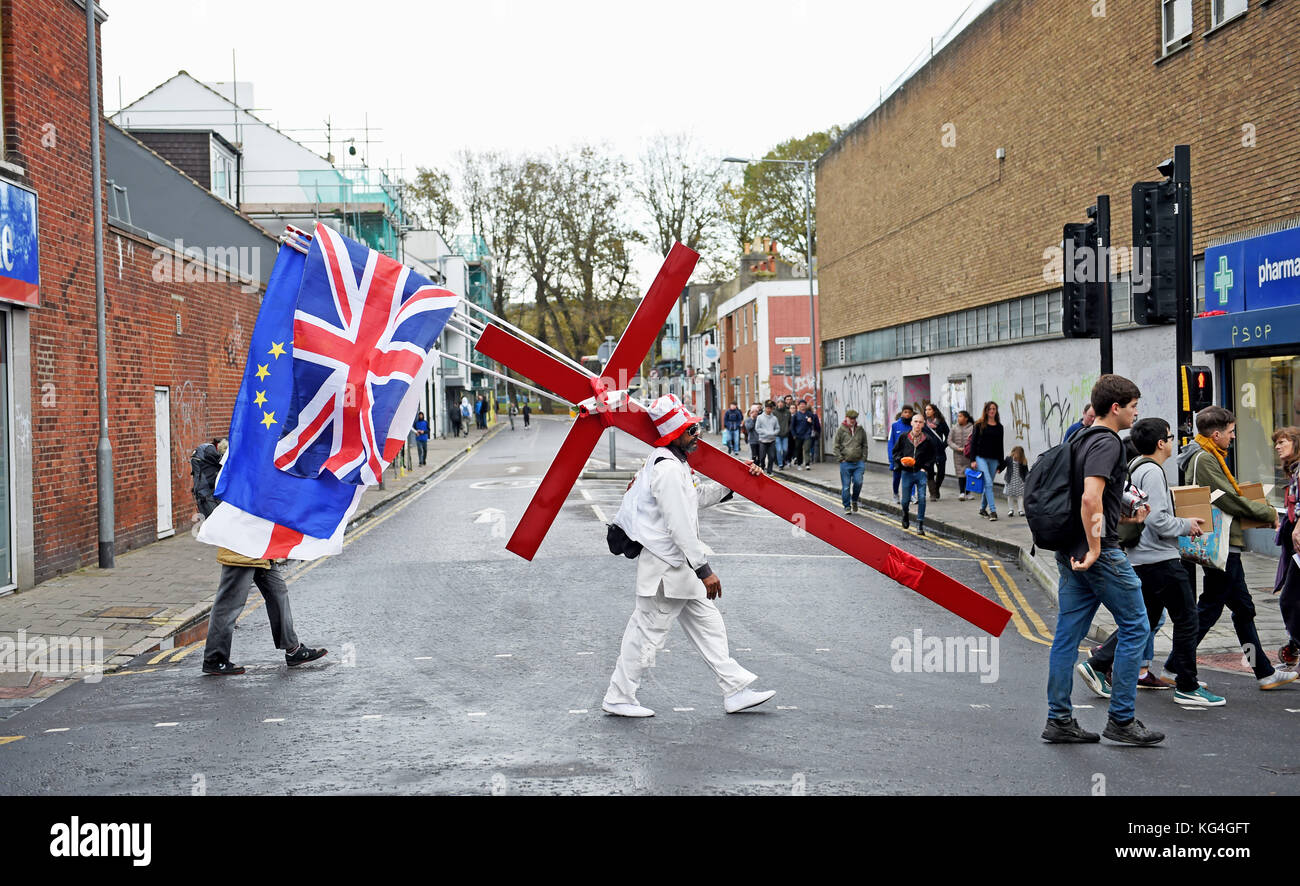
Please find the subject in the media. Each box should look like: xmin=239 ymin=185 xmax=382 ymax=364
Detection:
xmin=0 ymin=1 xmax=274 ymax=591
xmin=718 ymin=280 xmax=819 ymax=409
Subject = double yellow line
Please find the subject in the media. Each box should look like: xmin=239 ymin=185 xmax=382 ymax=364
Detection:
xmin=798 ymin=485 xmax=1053 ymax=646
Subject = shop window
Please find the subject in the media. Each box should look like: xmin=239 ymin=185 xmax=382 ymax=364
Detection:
xmin=1232 ymin=355 xmax=1300 ymax=508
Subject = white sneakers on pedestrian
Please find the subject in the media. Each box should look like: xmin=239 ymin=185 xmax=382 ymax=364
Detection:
xmin=724 ymin=687 xmax=776 ymax=713
xmin=1259 ymin=669 xmax=1300 ymax=690
xmin=602 ymin=701 xmax=655 ymax=717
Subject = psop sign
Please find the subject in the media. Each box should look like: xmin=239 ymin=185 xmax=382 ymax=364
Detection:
xmin=0 ymin=179 xmax=38 ymax=307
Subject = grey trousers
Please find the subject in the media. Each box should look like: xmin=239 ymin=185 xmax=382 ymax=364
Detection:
xmin=202 ymin=564 xmax=299 ymax=664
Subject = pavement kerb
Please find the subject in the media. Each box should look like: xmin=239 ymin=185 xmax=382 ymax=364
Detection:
xmin=99 ymin=420 xmax=506 ymax=676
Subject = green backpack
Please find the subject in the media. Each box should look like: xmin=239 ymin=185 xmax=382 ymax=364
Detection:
xmin=1118 ymin=456 xmax=1162 ymax=548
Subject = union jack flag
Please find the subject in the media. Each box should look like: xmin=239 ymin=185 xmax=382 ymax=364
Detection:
xmin=273 ymin=223 xmax=457 ymax=485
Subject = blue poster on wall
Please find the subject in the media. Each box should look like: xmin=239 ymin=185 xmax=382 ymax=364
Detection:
xmin=1204 ymin=225 xmax=1300 ymax=315
xmin=0 ymin=178 xmax=39 ymax=308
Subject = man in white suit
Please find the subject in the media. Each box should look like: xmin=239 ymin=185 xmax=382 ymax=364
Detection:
xmin=603 ymin=394 xmax=776 ymax=717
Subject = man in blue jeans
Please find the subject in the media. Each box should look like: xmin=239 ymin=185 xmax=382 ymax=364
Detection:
xmin=1043 ymin=374 xmax=1164 ymax=745
xmin=722 ymin=402 xmax=744 ymax=456
xmin=833 ymin=409 xmax=868 ymax=514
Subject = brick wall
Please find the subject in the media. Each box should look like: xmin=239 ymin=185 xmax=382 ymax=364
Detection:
xmin=817 ymin=0 xmax=1300 ymax=341
xmin=4 ymin=0 xmax=262 ymax=583
xmin=766 ymin=294 xmax=817 ymax=403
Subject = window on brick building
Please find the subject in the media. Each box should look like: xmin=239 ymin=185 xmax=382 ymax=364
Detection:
xmin=1211 ymin=0 xmax=1247 ymax=28
xmin=1162 ymin=0 xmax=1193 ymax=53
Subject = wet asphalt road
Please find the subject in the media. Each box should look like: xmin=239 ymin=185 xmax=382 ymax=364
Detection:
xmin=3 ymin=416 xmax=1299 ymax=796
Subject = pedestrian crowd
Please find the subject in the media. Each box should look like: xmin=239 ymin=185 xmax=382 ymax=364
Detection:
xmin=722 ymin=394 xmax=822 ymax=475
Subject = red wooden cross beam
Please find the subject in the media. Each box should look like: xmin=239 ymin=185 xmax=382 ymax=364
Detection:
xmin=475 ymin=244 xmax=1011 ymax=637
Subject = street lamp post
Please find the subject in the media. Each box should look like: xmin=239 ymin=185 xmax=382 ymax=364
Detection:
xmin=723 ymin=155 xmax=819 ymax=418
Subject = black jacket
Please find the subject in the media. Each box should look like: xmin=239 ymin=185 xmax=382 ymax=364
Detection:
xmin=191 ymin=443 xmax=223 ymax=517
xmin=970 ymin=421 xmax=1005 ymax=463
xmin=891 ymin=432 xmax=937 ymax=472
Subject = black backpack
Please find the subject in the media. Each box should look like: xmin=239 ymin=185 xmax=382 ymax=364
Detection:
xmin=1024 ymin=426 xmax=1111 ymax=552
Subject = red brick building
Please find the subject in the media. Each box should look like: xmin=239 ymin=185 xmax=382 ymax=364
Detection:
xmin=717 ymin=280 xmax=819 ymax=409
xmin=0 ymin=0 xmax=274 ymax=590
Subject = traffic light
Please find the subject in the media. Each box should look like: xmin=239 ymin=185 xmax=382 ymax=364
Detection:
xmin=1181 ymin=364 xmax=1214 ymax=413
xmin=1132 ymin=179 xmax=1178 ymax=324
xmin=1062 ymin=220 xmax=1100 ymax=338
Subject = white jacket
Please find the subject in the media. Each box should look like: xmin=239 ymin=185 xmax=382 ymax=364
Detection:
xmin=613 ymin=447 xmax=733 ymax=599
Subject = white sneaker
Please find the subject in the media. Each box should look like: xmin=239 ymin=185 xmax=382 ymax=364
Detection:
xmin=724 ymin=687 xmax=776 ymax=713
xmin=602 ymin=701 xmax=655 ymax=717
xmin=1259 ymin=669 xmax=1300 ymax=691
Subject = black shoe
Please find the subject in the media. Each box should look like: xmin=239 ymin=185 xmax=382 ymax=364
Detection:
xmin=979 ymin=507 xmax=989 ymax=517
xmin=202 ymin=657 xmax=245 ymax=676
xmin=901 ymin=510 xmax=910 ymax=530
xmin=285 ymin=644 xmax=328 ymax=667
xmin=1041 ymin=717 xmax=1100 ymax=743
xmin=988 ymin=512 xmax=998 ymax=522
xmin=851 ymin=500 xmax=859 ymax=513
xmin=917 ymin=523 xmax=926 ymax=537
xmin=1103 ymin=717 xmax=1164 ymax=745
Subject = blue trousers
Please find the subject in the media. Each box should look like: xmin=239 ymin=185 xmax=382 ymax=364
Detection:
xmin=840 ymin=461 xmax=864 ymax=510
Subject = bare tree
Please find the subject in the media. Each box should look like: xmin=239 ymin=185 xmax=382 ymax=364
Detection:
xmin=458 ymin=151 xmax=523 ymax=322
xmin=406 ymin=166 xmax=461 ymax=233
xmin=637 ymin=133 xmax=724 ymax=259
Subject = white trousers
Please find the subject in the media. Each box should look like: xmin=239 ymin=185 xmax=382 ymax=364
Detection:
xmin=604 ymin=587 xmax=757 ymax=706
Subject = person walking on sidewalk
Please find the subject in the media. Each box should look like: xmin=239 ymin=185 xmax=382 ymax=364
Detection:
xmin=412 ymin=411 xmax=430 ymax=465
xmin=806 ymin=399 xmax=823 ymax=465
xmin=834 ymin=409 xmax=868 ymax=515
xmin=1178 ymin=406 xmax=1297 ymax=690
xmin=755 ymin=401 xmax=780 ymax=475
xmin=1076 ymin=417 xmax=1224 ymax=706
xmin=722 ymin=402 xmax=744 ymax=456
xmin=923 ymin=403 xmax=950 ymax=500
xmin=460 ymin=397 xmax=472 ymax=437
xmin=1275 ymin=427 xmax=1300 ymax=667
xmin=743 ymin=405 xmax=762 ymax=464
xmin=970 ymin=401 xmax=1005 ymax=520
xmin=888 ymin=405 xmax=916 ymax=504
xmin=792 ymin=401 xmax=815 ymax=471
xmin=1042 ymin=374 xmax=1164 ymax=745
xmin=190 ymin=438 xmax=227 ymax=518
xmin=892 ymin=413 xmax=935 ymax=536
xmin=773 ymin=396 xmax=792 ymax=469
xmin=1064 ymin=403 xmax=1096 ymax=442
xmin=201 ymin=549 xmax=327 ymax=675
xmin=522 ymin=401 xmax=532 ymax=428
xmin=948 ymin=411 xmax=974 ymax=500
xmin=1003 ymin=446 xmax=1028 ymax=517
xmin=602 ymin=394 xmax=774 ymax=717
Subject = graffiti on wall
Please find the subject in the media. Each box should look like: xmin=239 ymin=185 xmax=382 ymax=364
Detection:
xmin=224 ymin=311 xmax=247 ymax=367
xmin=171 ymin=380 xmax=210 ymax=481
xmin=1009 ymin=390 xmax=1031 ymax=442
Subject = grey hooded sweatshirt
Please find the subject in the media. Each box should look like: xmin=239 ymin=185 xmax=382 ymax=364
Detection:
xmin=1128 ymin=459 xmax=1197 ymax=566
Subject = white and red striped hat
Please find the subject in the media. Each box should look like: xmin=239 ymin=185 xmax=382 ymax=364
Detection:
xmin=647 ymin=394 xmax=702 ymax=446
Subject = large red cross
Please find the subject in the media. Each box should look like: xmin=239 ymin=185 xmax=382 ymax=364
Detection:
xmin=475 ymin=244 xmax=1011 ymax=636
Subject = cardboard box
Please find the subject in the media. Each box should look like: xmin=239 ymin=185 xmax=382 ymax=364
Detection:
xmin=1237 ymin=482 xmax=1275 ymax=530
xmin=1170 ymin=485 xmax=1213 ymax=527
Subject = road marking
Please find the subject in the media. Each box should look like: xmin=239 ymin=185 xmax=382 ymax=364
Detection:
xmin=494 ymin=653 xmax=513 ymax=658
xmin=990 ymin=561 xmax=1052 ymax=641
xmin=711 ymin=552 xmax=852 ymax=559
xmin=0 ymin=736 xmax=24 ymax=746
xmin=568 ymin=709 xmax=588 ymax=714
xmin=147 ymin=648 xmax=175 ymax=665
xmin=576 ymin=652 xmax=595 ymax=656
xmin=414 ymin=656 xmax=433 ymax=660
xmin=815 ymin=648 xmax=830 ymax=652
xmin=44 ymin=728 xmax=69 ymax=733
xmin=980 ymin=560 xmax=1049 ymax=647
xmin=1286 ymin=708 xmax=1300 ymax=713
xmin=579 ymin=488 xmax=593 ymax=501
xmin=873 ymin=704 xmax=894 ymax=709
xmin=672 ymin=707 xmax=695 ymax=712
xmin=970 ymin=704 xmax=990 ymax=709
xmin=170 ymin=642 xmax=204 ymax=662
xmin=590 ymin=504 xmax=608 ymax=523
xmin=1075 ymin=704 xmax=1095 ymax=709
xmin=361 ymin=715 xmax=383 ymax=720
xmin=735 ymin=647 xmax=751 ymax=652
xmin=263 ymin=718 xmax=286 ymax=723
xmin=154 ymin=722 xmax=179 ymax=727
xmin=776 ymin=705 xmax=799 ymax=710
xmin=468 ymin=712 xmax=487 ymax=718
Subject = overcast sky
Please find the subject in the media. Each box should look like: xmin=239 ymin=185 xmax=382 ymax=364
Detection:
xmin=103 ymin=0 xmax=986 ymax=175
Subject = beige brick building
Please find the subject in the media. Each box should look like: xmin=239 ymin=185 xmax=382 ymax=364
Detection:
xmin=815 ymin=0 xmax=1300 ymax=528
